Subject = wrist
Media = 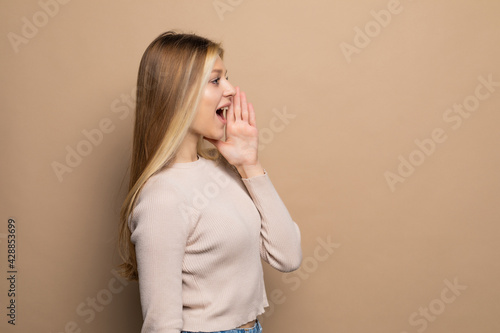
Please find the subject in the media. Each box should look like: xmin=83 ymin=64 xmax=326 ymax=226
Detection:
xmin=236 ymin=161 xmax=264 ymax=179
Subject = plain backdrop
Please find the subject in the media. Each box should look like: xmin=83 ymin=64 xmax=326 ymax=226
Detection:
xmin=1 ymin=0 xmax=499 ymax=332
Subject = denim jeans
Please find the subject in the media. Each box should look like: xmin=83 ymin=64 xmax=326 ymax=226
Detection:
xmin=181 ymin=319 xmax=262 ymax=333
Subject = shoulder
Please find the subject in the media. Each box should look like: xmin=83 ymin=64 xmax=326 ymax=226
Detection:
xmin=132 ymin=171 xmax=185 ymax=215
xmin=129 ymin=171 xmax=193 ymax=232
xmin=138 ymin=169 xmax=184 ymax=201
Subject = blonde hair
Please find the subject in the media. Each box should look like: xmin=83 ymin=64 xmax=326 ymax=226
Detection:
xmin=117 ymin=31 xmax=234 ymax=281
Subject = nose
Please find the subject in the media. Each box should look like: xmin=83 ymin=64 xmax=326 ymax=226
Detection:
xmin=223 ymin=79 xmax=236 ymax=98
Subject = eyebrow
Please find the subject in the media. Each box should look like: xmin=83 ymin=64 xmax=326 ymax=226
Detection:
xmin=211 ymin=69 xmax=228 ymax=75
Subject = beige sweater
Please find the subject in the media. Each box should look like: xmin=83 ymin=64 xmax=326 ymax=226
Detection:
xmin=129 ymin=155 xmax=302 ymax=333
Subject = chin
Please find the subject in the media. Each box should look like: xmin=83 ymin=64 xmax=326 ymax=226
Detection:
xmin=204 ymin=130 xmax=225 ymax=142
xmin=215 ymin=132 xmax=225 ymax=141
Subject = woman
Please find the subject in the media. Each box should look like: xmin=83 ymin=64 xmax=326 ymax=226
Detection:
xmin=118 ymin=31 xmax=302 ymax=333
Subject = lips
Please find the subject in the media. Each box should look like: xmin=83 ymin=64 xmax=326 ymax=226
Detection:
xmin=216 ymin=107 xmax=227 ymax=124
xmin=216 ymin=103 xmax=230 ymax=124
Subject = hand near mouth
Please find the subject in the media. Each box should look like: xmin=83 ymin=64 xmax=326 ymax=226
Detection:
xmin=204 ymin=87 xmax=264 ymax=178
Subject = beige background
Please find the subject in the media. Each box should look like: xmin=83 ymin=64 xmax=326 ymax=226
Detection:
xmin=1 ymin=0 xmax=499 ymax=332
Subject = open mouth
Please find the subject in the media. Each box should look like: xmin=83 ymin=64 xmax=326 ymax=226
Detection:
xmin=216 ymin=106 xmax=228 ymax=123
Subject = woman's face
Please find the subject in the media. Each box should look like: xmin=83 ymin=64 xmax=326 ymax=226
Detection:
xmin=189 ymin=56 xmax=236 ymax=140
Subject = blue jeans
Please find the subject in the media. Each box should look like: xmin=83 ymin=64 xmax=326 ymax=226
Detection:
xmin=181 ymin=319 xmax=262 ymax=333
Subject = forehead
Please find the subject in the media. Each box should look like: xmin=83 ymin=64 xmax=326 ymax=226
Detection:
xmin=212 ymin=56 xmax=226 ymax=72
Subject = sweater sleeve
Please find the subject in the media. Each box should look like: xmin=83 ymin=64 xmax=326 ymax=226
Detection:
xmin=241 ymin=170 xmax=302 ymax=272
xmin=128 ymin=179 xmax=194 ymax=333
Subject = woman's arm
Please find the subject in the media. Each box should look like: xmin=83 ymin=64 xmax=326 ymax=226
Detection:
xmin=241 ymin=169 xmax=302 ymax=272
xmin=129 ymin=179 xmax=191 ymax=333
xmin=205 ymin=86 xmax=302 ymax=271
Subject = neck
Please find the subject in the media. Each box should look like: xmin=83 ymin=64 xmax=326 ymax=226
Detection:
xmin=174 ymin=131 xmax=200 ymax=163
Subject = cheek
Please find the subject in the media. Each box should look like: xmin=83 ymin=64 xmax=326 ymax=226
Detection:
xmin=204 ymin=87 xmax=221 ymax=108
xmin=198 ymin=100 xmax=216 ymax=124
xmin=197 ymin=94 xmax=213 ymax=118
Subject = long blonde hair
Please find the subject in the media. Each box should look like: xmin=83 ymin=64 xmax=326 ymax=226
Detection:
xmin=117 ymin=31 xmax=232 ymax=281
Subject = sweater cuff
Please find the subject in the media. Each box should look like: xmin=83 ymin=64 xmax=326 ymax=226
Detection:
xmin=240 ymin=170 xmax=276 ymax=204
xmin=241 ymin=169 xmax=268 ymax=181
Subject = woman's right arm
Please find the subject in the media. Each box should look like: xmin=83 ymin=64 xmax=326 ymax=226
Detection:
xmin=129 ymin=179 xmax=191 ymax=333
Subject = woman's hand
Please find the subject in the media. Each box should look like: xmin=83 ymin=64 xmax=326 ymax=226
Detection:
xmin=204 ymin=87 xmax=264 ymax=178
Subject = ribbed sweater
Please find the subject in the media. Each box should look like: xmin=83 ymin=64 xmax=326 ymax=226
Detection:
xmin=128 ymin=155 xmax=302 ymax=333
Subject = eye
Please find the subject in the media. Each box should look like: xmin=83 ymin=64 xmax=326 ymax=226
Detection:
xmin=210 ymin=76 xmax=229 ymax=86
